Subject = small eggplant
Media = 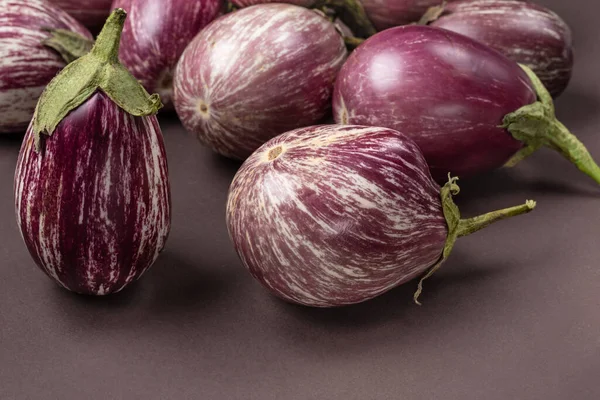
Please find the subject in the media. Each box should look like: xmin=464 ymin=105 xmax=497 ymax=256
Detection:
xmin=173 ymin=4 xmax=347 ymax=159
xmin=14 ymin=9 xmax=170 ymax=295
xmin=112 ymin=0 xmax=223 ymax=108
xmin=47 ymin=0 xmax=113 ymax=31
xmin=429 ymin=0 xmax=573 ymax=97
xmin=0 ymin=0 xmax=93 ymax=134
xmin=226 ymin=125 xmax=535 ymax=307
xmin=333 ymin=25 xmax=600 ymax=185
xmin=360 ymin=0 xmax=447 ymax=30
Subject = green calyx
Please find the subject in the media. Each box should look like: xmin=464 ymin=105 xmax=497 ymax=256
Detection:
xmin=41 ymin=28 xmax=95 ymax=64
xmin=32 ymin=8 xmax=162 ymax=151
xmin=417 ymin=1 xmax=447 ymax=25
xmin=502 ymin=64 xmax=600 ymax=185
xmin=316 ymin=0 xmax=377 ymax=38
xmin=413 ymin=176 xmax=536 ymax=305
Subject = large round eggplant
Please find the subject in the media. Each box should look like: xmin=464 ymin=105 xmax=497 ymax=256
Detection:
xmin=112 ymin=0 xmax=222 ymax=108
xmin=333 ymin=25 xmax=600 ymax=185
xmin=360 ymin=0 xmax=448 ymax=30
xmin=429 ymin=0 xmax=573 ymax=97
xmin=47 ymin=0 xmax=113 ymax=31
xmin=227 ymin=125 xmax=535 ymax=307
xmin=15 ymin=9 xmax=170 ymax=295
xmin=174 ymin=4 xmax=347 ymax=159
xmin=0 ymin=0 xmax=93 ymax=134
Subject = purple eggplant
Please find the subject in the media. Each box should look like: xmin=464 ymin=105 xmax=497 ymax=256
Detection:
xmin=229 ymin=0 xmax=376 ymax=37
xmin=173 ymin=4 xmax=347 ymax=159
xmin=226 ymin=124 xmax=535 ymax=307
xmin=429 ymin=0 xmax=573 ymax=97
xmin=112 ymin=0 xmax=222 ymax=108
xmin=232 ymin=0 xmax=315 ymax=6
xmin=360 ymin=0 xmax=449 ymax=30
xmin=333 ymin=25 xmax=600 ymax=185
xmin=0 ymin=0 xmax=93 ymax=134
xmin=47 ymin=0 xmax=113 ymax=31
xmin=14 ymin=9 xmax=170 ymax=295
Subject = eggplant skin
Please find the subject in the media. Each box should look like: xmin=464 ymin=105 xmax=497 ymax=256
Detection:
xmin=231 ymin=0 xmax=315 ymax=7
xmin=227 ymin=125 xmax=447 ymax=307
xmin=432 ymin=0 xmax=573 ymax=97
xmin=47 ymin=0 xmax=113 ymax=30
xmin=333 ymin=25 xmax=536 ymax=181
xmin=113 ymin=0 xmax=222 ymax=108
xmin=0 ymin=0 xmax=92 ymax=134
xmin=173 ymin=4 xmax=347 ymax=160
xmin=15 ymin=92 xmax=171 ymax=295
xmin=360 ymin=0 xmax=446 ymax=30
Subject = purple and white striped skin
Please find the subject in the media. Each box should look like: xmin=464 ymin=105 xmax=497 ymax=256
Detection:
xmin=48 ymin=0 xmax=113 ymax=31
xmin=232 ymin=0 xmax=315 ymax=7
xmin=360 ymin=0 xmax=455 ymax=30
xmin=0 ymin=0 xmax=92 ymax=133
xmin=15 ymin=92 xmax=171 ymax=295
xmin=227 ymin=125 xmax=448 ymax=307
xmin=430 ymin=0 xmax=573 ymax=97
xmin=173 ymin=4 xmax=347 ymax=160
xmin=333 ymin=25 xmax=536 ymax=181
xmin=112 ymin=0 xmax=223 ymax=108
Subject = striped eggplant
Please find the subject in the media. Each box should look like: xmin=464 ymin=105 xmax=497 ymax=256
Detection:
xmin=360 ymin=0 xmax=453 ymax=30
xmin=226 ymin=125 xmax=535 ymax=307
xmin=229 ymin=0 xmax=376 ymax=37
xmin=333 ymin=25 xmax=600 ymax=185
xmin=0 ymin=0 xmax=93 ymax=134
xmin=47 ymin=0 xmax=113 ymax=31
xmin=429 ymin=0 xmax=573 ymax=97
xmin=14 ymin=9 xmax=170 ymax=295
xmin=173 ymin=4 xmax=347 ymax=160
xmin=112 ymin=0 xmax=222 ymax=108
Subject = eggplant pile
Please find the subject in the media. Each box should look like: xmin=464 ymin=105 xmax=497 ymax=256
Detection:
xmin=1 ymin=0 xmax=597 ymax=307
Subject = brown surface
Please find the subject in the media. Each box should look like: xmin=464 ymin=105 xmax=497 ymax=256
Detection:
xmin=1 ymin=0 xmax=599 ymax=398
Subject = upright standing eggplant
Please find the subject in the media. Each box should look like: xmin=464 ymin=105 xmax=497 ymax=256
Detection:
xmin=227 ymin=125 xmax=535 ymax=307
xmin=0 ymin=0 xmax=93 ymax=133
xmin=47 ymin=0 xmax=113 ymax=31
xmin=333 ymin=26 xmax=600 ymax=185
xmin=15 ymin=9 xmax=170 ymax=295
xmin=174 ymin=4 xmax=347 ymax=160
xmin=112 ymin=0 xmax=223 ymax=108
xmin=429 ymin=0 xmax=573 ymax=97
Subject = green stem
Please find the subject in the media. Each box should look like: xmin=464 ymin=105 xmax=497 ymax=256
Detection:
xmin=503 ymin=65 xmax=600 ymax=186
xmin=343 ymin=36 xmax=365 ymax=49
xmin=457 ymin=200 xmax=537 ymax=237
xmin=413 ymin=176 xmax=536 ymax=305
xmin=32 ymin=8 xmax=162 ymax=150
xmin=41 ymin=28 xmax=94 ymax=64
xmin=89 ymin=9 xmax=126 ymax=63
xmin=317 ymin=0 xmax=377 ymax=38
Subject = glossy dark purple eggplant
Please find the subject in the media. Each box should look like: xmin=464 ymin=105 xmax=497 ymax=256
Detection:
xmin=48 ymin=0 xmax=113 ymax=31
xmin=227 ymin=124 xmax=535 ymax=307
xmin=333 ymin=25 xmax=600 ymax=185
xmin=430 ymin=0 xmax=573 ymax=97
xmin=112 ymin=0 xmax=222 ymax=108
xmin=360 ymin=0 xmax=450 ymax=30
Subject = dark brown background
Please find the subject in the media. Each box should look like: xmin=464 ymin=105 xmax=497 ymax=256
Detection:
xmin=1 ymin=0 xmax=599 ymax=398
